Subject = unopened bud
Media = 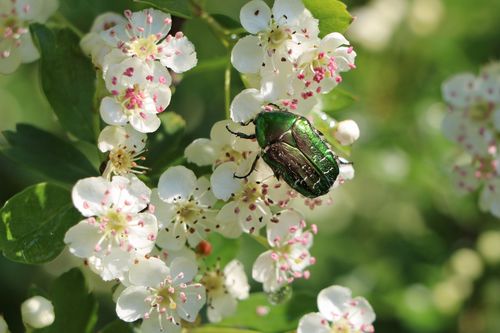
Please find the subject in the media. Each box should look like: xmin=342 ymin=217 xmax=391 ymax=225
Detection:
xmin=334 ymin=120 xmax=360 ymax=145
xmin=196 ymin=240 xmax=212 ymax=257
xmin=21 ymin=296 xmax=55 ymax=329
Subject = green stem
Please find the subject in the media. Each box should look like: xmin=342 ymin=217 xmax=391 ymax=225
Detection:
xmin=224 ymin=62 xmax=231 ymax=119
xmin=53 ymin=12 xmax=84 ymax=38
xmin=250 ymin=234 xmax=271 ymax=249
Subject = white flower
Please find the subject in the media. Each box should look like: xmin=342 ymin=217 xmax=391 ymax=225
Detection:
xmin=116 ymin=256 xmax=205 ymax=333
xmin=101 ymin=8 xmax=197 ymax=73
xmin=154 ymin=246 xmax=197 ymax=266
xmin=184 ymin=120 xmax=259 ymax=168
xmin=0 ymin=0 xmax=58 ymax=74
xmin=64 ymin=175 xmax=157 ymax=281
xmin=252 ymin=210 xmax=315 ymax=292
xmin=231 ymin=0 xmax=319 ymax=74
xmin=100 ymin=57 xmax=171 ymax=133
xmin=334 ymin=119 xmax=360 ymax=146
xmin=212 ymin=161 xmax=291 ymax=238
xmin=0 ymin=315 xmax=8 ymax=333
xmin=98 ymin=125 xmax=147 ymax=178
xmin=20 ymin=296 xmax=55 ymax=329
xmin=152 ymin=166 xmax=219 ymax=250
xmin=297 ymin=285 xmax=376 ymax=333
xmin=80 ymin=12 xmax=127 ymax=68
xmin=202 ymin=260 xmax=250 ymax=323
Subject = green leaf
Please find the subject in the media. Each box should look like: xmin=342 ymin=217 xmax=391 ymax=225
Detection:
xmin=203 ymin=232 xmax=240 ymax=268
xmin=35 ymin=268 xmax=98 ymax=333
xmin=0 ymin=183 xmax=80 ymax=264
xmin=303 ymin=0 xmax=353 ymax=35
xmin=1 ymin=124 xmax=98 ymax=184
xmin=322 ymin=87 xmax=357 ymax=115
xmin=191 ymin=327 xmax=261 ymax=333
xmin=31 ymin=24 xmax=97 ymax=143
xmin=133 ymin=0 xmax=192 ymax=18
xmin=98 ymin=320 xmax=134 ymax=333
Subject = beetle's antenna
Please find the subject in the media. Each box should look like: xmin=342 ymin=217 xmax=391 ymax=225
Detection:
xmin=234 ymin=155 xmax=260 ymax=179
xmin=225 ymin=125 xmax=257 ymax=140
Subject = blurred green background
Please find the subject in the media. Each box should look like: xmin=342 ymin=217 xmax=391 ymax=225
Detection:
xmin=1 ymin=0 xmax=500 ymax=332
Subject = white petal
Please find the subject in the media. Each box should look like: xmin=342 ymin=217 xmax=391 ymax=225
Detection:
xmin=116 ymin=286 xmax=150 ymax=322
xmin=252 ymin=251 xmax=280 ymax=292
xmin=98 ymin=248 xmax=131 ymax=281
xmin=216 ymin=202 xmax=244 ymax=238
xmin=158 ymin=165 xmax=197 ymax=203
xmin=207 ymin=293 xmax=237 ymax=323
xmin=176 ymin=284 xmax=206 ymax=322
xmin=18 ymin=34 xmax=40 ymax=63
xmin=317 ymin=285 xmax=352 ymax=321
xmin=230 ymin=35 xmax=263 ymax=74
xmin=210 ymin=162 xmax=242 ymax=201
xmin=230 ymin=88 xmax=264 ymax=123
xmin=348 ymin=297 xmax=376 ymax=329
xmin=297 ymin=313 xmax=330 ymax=333
xmin=240 ymin=0 xmax=271 ymax=34
xmin=100 ymin=97 xmax=128 ymax=126
xmin=128 ymin=213 xmax=158 ymax=254
xmin=110 ymin=175 xmax=151 ymax=212
xmin=151 ymin=85 xmax=171 ymax=112
xmin=0 ymin=49 xmax=22 ymax=74
xmin=442 ymin=73 xmax=476 ymax=108
xmin=272 ymin=0 xmax=305 ymax=23
xmin=184 ymin=138 xmax=218 ymax=166
xmin=128 ymin=101 xmax=161 ymax=133
xmin=150 ymin=189 xmax=176 ymax=227
xmin=72 ymin=176 xmax=111 ymax=216
xmin=159 ymin=35 xmax=197 ymax=73
xmin=320 ymin=32 xmax=350 ymax=52
xmin=129 ymin=257 xmax=169 ymax=287
xmin=171 ymin=257 xmax=198 ymax=284
xmin=64 ymin=221 xmax=102 ymax=258
xmin=98 ymin=124 xmax=147 ymax=153
xmin=90 ymin=12 xmax=127 ymax=32
xmin=141 ymin=316 xmax=180 ymax=333
xmin=193 ymin=177 xmax=217 ymax=207
xmin=224 ymin=260 xmax=250 ymax=300
xmin=156 ymin=224 xmax=187 ymax=250
xmin=267 ymin=209 xmax=304 ymax=245
xmin=131 ymin=8 xmax=172 ymax=37
xmin=105 ymin=57 xmax=150 ymax=91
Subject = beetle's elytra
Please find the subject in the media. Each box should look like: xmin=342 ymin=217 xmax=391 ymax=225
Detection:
xmin=228 ymin=110 xmax=340 ymax=198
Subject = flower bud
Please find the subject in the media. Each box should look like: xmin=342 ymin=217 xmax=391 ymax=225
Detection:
xmin=334 ymin=120 xmax=360 ymax=145
xmin=0 ymin=315 xmax=9 ymax=333
xmin=21 ymin=296 xmax=55 ymax=329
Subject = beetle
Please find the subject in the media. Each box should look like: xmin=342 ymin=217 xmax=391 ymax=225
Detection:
xmin=226 ymin=109 xmax=342 ymax=198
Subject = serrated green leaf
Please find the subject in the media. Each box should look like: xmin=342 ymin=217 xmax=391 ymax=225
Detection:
xmin=1 ymin=124 xmax=98 ymax=184
xmin=133 ymin=0 xmax=192 ymax=18
xmin=34 ymin=268 xmax=98 ymax=333
xmin=0 ymin=183 xmax=80 ymax=264
xmin=31 ymin=24 xmax=97 ymax=143
xmin=98 ymin=320 xmax=134 ymax=333
xmin=322 ymin=88 xmax=357 ymax=115
xmin=303 ymin=0 xmax=353 ymax=35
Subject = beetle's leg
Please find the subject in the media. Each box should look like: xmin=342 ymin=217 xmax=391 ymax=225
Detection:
xmin=226 ymin=125 xmax=256 ymax=139
xmin=234 ymin=155 xmax=260 ymax=179
xmin=239 ymin=119 xmax=254 ymax=126
xmin=336 ymin=156 xmax=354 ymax=166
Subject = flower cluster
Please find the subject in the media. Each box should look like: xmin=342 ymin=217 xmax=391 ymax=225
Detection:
xmin=0 ymin=0 xmax=58 ymax=74
xmin=441 ymin=62 xmax=500 ymax=217
xmin=60 ymin=2 xmax=376 ymax=332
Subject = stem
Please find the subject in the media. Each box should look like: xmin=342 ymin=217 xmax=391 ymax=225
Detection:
xmin=53 ymin=12 xmax=84 ymax=38
xmin=224 ymin=62 xmax=231 ymax=119
xmin=250 ymin=234 xmax=271 ymax=249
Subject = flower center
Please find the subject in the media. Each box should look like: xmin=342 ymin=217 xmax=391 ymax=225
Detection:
xmin=469 ymin=102 xmax=491 ymax=121
xmin=330 ymin=320 xmax=353 ymax=333
xmin=260 ymin=23 xmax=292 ymax=50
xmin=102 ymin=210 xmax=128 ymax=234
xmin=215 ymin=145 xmax=245 ymax=167
xmin=155 ymin=285 xmax=178 ymax=311
xmin=109 ymin=148 xmax=134 ymax=174
xmin=176 ymin=200 xmax=202 ymax=223
xmin=129 ymin=35 xmax=158 ymax=60
xmin=202 ymin=271 xmax=224 ymax=294
xmin=239 ymin=182 xmax=261 ymax=203
xmin=120 ymin=84 xmax=146 ymax=112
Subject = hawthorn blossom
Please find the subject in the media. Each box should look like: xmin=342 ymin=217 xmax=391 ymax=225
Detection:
xmin=202 ymin=260 xmax=250 ymax=323
xmin=231 ymin=0 xmax=319 ymax=74
xmin=101 ymin=8 xmax=197 ymax=73
xmin=184 ymin=120 xmax=258 ymax=168
xmin=98 ymin=125 xmax=148 ymax=178
xmin=100 ymin=56 xmax=171 ymax=133
xmin=151 ymin=166 xmax=219 ymax=250
xmin=21 ymin=296 xmax=55 ymax=329
xmin=297 ymin=285 xmax=376 ymax=333
xmin=64 ymin=175 xmax=157 ymax=281
xmin=116 ymin=256 xmax=205 ymax=333
xmin=211 ymin=161 xmax=291 ymax=237
xmin=252 ymin=209 xmax=315 ymax=292
xmin=80 ymin=12 xmax=127 ymax=68
xmin=0 ymin=0 xmax=58 ymax=74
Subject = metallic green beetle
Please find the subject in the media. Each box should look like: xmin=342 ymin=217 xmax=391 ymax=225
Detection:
xmin=227 ymin=109 xmax=341 ymax=198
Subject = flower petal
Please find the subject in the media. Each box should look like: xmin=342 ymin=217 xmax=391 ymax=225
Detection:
xmin=317 ymin=285 xmax=352 ymax=321
xmin=129 ymin=256 xmax=169 ymax=287
xmin=116 ymin=286 xmax=150 ymax=322
xmin=240 ymin=0 xmax=271 ymax=34
xmin=18 ymin=34 xmax=40 ymax=63
xmin=64 ymin=221 xmax=102 ymax=258
xmin=216 ymin=201 xmax=244 ymax=238
xmin=267 ymin=209 xmax=304 ymax=245
xmin=230 ymin=88 xmax=264 ymax=123
xmin=210 ymin=162 xmax=242 ymax=201
xmin=297 ymin=312 xmax=330 ymax=333
xmin=176 ymin=284 xmax=206 ymax=322
xmin=100 ymin=97 xmax=128 ymax=126
xmin=252 ymin=251 xmax=279 ymax=292
xmin=207 ymin=293 xmax=237 ymax=323
xmin=150 ymin=189 xmax=176 ymax=227
xmin=141 ymin=316 xmax=181 ymax=333
xmin=348 ymin=297 xmax=376 ymax=329
xmin=193 ymin=177 xmax=217 ymax=207
xmin=159 ymin=35 xmax=197 ymax=73
xmin=442 ymin=73 xmax=476 ymax=108
xmin=158 ymin=165 xmax=197 ymax=203
xmin=184 ymin=138 xmax=218 ymax=166
xmin=98 ymin=124 xmax=147 ymax=153
xmin=230 ymin=35 xmax=263 ymax=74
xmin=72 ymin=176 xmax=111 ymax=216
xmin=171 ymin=257 xmax=198 ymax=284
xmin=131 ymin=8 xmax=172 ymax=37
xmin=127 ymin=213 xmax=158 ymax=254
xmin=224 ymin=260 xmax=250 ymax=300
xmin=272 ymin=0 xmax=305 ymax=23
